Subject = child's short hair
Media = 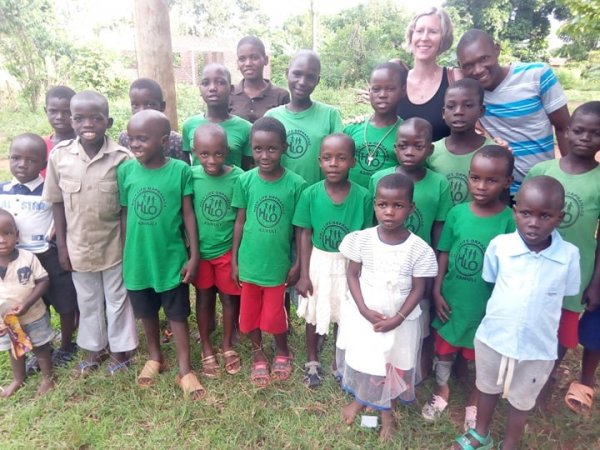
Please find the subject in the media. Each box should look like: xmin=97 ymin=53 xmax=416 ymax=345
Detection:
xmin=572 ymin=101 xmax=600 ymax=121
xmin=237 ymin=36 xmax=266 ymax=56
xmin=376 ymin=173 xmax=414 ymax=202
xmin=457 ymin=29 xmax=495 ymax=54
xmin=405 ymin=7 xmax=454 ymax=55
xmin=446 ymin=78 xmax=484 ymax=106
xmin=0 ymin=208 xmax=17 ymax=228
xmin=202 ymin=63 xmax=232 ymax=84
xmin=45 ymin=85 xmax=76 ymax=105
xmin=194 ymin=122 xmax=228 ymax=145
xmin=321 ymin=133 xmax=356 ymax=157
xmin=517 ymin=175 xmax=565 ymax=210
xmin=10 ymin=133 xmax=47 ymax=158
xmin=251 ymin=117 xmax=287 ymax=144
xmin=371 ymin=62 xmax=408 ymax=88
xmin=130 ymin=78 xmax=164 ymax=101
xmin=474 ymin=145 xmax=514 ymax=177
xmin=71 ymin=90 xmax=110 ymax=116
xmin=399 ymin=117 xmax=433 ymax=142
xmin=290 ymin=50 xmax=321 ymax=72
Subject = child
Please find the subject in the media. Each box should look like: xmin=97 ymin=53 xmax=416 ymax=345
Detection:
xmin=43 ymin=90 xmax=138 ymax=376
xmin=452 ymin=176 xmax=580 ymax=450
xmin=231 ymin=117 xmax=306 ymax=387
xmin=457 ymin=29 xmax=570 ymax=195
xmin=265 ymin=50 xmax=343 ymax=185
xmin=293 ymin=133 xmax=372 ymax=388
xmin=42 ymin=86 xmax=77 ymax=178
xmin=182 ymin=64 xmax=253 ymax=169
xmin=338 ymin=173 xmax=437 ymax=441
xmin=118 ymin=78 xmax=190 ymax=164
xmin=526 ymin=101 xmax=600 ymax=413
xmin=0 ymin=209 xmax=54 ymax=397
xmin=427 ymin=78 xmax=494 ymax=205
xmin=230 ymin=36 xmax=290 ymax=123
xmin=118 ymin=109 xmax=203 ymax=399
xmin=191 ymin=123 xmax=244 ymax=378
xmin=345 ymin=62 xmax=407 ymax=188
xmin=424 ymin=145 xmax=516 ymax=431
xmin=0 ymin=134 xmax=79 ymax=367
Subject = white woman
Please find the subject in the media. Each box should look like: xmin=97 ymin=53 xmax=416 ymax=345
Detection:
xmin=397 ymin=7 xmax=461 ymax=142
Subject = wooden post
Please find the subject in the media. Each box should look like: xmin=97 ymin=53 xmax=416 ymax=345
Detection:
xmin=133 ymin=0 xmax=179 ymax=130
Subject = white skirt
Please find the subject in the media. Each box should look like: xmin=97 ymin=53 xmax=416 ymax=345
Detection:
xmin=297 ymin=247 xmax=348 ymax=335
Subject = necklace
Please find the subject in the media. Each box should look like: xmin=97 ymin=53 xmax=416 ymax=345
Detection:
xmin=363 ymin=116 xmax=400 ymax=166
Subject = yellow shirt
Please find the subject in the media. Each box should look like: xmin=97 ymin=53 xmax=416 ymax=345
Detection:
xmin=43 ymin=137 xmax=132 ymax=271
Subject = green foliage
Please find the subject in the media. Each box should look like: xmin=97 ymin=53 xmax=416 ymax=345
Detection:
xmin=556 ymin=0 xmax=600 ymax=61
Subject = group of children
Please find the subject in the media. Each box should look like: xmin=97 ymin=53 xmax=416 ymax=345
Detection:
xmin=0 ymin=29 xmax=599 ymax=449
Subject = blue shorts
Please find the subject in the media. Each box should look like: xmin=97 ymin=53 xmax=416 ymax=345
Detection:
xmin=579 ymin=308 xmax=600 ymax=351
xmin=0 ymin=312 xmax=54 ymax=352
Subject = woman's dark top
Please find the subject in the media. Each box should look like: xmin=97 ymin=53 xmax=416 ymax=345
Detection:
xmin=397 ymin=67 xmax=451 ymax=142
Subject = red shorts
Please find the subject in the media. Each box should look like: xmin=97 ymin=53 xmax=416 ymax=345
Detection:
xmin=558 ymin=308 xmax=579 ymax=349
xmin=239 ymin=282 xmax=287 ymax=334
xmin=193 ymin=251 xmax=240 ymax=295
xmin=434 ymin=332 xmax=475 ymax=361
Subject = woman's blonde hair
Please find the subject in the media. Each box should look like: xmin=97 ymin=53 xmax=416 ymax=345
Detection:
xmin=405 ymin=7 xmax=454 ymax=56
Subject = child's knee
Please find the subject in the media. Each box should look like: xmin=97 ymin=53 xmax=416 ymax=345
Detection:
xmin=434 ymin=358 xmax=453 ymax=386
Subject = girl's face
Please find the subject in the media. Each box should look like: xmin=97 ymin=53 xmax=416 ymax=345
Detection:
xmin=374 ymin=187 xmax=414 ymax=231
xmin=410 ymin=14 xmax=443 ymax=62
xmin=237 ymin=43 xmax=267 ymax=82
xmin=369 ymin=69 xmax=405 ymax=116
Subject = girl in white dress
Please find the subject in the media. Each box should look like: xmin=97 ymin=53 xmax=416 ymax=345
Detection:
xmin=338 ymin=173 xmax=437 ymax=441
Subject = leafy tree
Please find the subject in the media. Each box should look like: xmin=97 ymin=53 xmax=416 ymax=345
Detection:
xmin=556 ymin=0 xmax=600 ymax=61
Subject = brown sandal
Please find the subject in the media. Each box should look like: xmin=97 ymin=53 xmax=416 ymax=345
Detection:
xmin=201 ymin=354 xmax=220 ymax=378
xmin=137 ymin=360 xmax=168 ymax=388
xmin=223 ymin=350 xmax=241 ymax=375
xmin=565 ymin=381 xmax=595 ymax=415
xmin=175 ymin=372 xmax=206 ymax=400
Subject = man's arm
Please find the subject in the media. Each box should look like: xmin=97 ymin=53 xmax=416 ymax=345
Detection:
xmin=549 ymin=105 xmax=570 ymax=157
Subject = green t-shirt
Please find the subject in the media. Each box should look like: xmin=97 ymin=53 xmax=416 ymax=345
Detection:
xmin=192 ymin=165 xmax=244 ymax=260
xmin=369 ymin=167 xmax=453 ymax=245
xmin=232 ymin=168 xmax=307 ymax=286
xmin=264 ymin=102 xmax=343 ymax=185
xmin=344 ymin=117 xmax=402 ymax=188
xmin=181 ymin=114 xmax=252 ymax=168
xmin=118 ymin=158 xmax=193 ymax=292
xmin=427 ymin=137 xmax=495 ymax=205
xmin=527 ymin=161 xmax=600 ymax=312
xmin=433 ymin=203 xmax=515 ymax=347
xmin=292 ymin=181 xmax=373 ymax=252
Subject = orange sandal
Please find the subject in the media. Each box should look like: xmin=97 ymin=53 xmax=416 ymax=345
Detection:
xmin=271 ymin=355 xmax=293 ymax=381
xmin=565 ymin=381 xmax=595 ymax=415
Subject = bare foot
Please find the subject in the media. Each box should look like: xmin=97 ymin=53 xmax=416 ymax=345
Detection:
xmin=36 ymin=377 xmax=55 ymax=396
xmin=379 ymin=411 xmax=396 ymax=442
xmin=342 ymin=401 xmax=364 ymax=425
xmin=0 ymin=380 xmax=24 ymax=398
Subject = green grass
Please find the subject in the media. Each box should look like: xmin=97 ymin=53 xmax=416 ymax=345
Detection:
xmin=0 ymin=306 xmax=598 ymax=449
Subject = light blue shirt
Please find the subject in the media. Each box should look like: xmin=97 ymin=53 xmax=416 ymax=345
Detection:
xmin=475 ymin=230 xmax=580 ymax=361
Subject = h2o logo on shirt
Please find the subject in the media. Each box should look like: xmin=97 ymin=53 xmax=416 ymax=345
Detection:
xmin=455 ymin=240 xmax=485 ymax=278
xmin=201 ymin=192 xmax=229 ymax=222
xmin=319 ymin=222 xmax=350 ymax=251
xmin=405 ymin=207 xmax=423 ymax=236
xmin=286 ymin=130 xmax=311 ymax=159
xmin=357 ymin=144 xmax=388 ymax=172
xmin=448 ymin=173 xmax=469 ymax=204
xmin=134 ymin=188 xmax=165 ymax=221
xmin=255 ymin=196 xmax=284 ymax=228
xmin=560 ymin=192 xmax=583 ymax=229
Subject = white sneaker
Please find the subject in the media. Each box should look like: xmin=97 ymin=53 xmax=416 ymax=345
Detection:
xmin=421 ymin=394 xmax=449 ymax=420
xmin=464 ymin=405 xmax=477 ymax=431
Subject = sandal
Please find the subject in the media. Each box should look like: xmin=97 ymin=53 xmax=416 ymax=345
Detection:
xmin=107 ymin=358 xmax=132 ymax=376
xmin=271 ymin=355 xmax=293 ymax=381
xmin=565 ymin=381 xmax=595 ymax=415
xmin=137 ymin=360 xmax=168 ymax=388
xmin=422 ymin=394 xmax=448 ymax=420
xmin=161 ymin=328 xmax=173 ymax=344
xmin=201 ymin=354 xmax=220 ymax=378
xmin=223 ymin=350 xmax=241 ymax=375
xmin=250 ymin=361 xmax=270 ymax=388
xmin=72 ymin=360 xmax=100 ymax=379
xmin=303 ymin=361 xmax=323 ymax=389
xmin=175 ymin=372 xmax=206 ymax=400
xmin=453 ymin=428 xmax=493 ymax=449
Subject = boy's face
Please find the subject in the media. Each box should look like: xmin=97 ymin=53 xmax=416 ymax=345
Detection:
xmin=251 ymin=130 xmax=286 ymax=175
xmin=369 ymin=68 xmax=405 ymax=116
xmin=319 ymin=138 xmax=355 ymax=183
xmin=468 ymin=154 xmax=512 ymax=206
xmin=514 ymin=187 xmax=564 ymax=252
xmin=9 ymin=141 xmax=46 ymax=184
xmin=394 ymin=124 xmax=433 ymax=168
xmin=44 ymin=97 xmax=73 ymax=134
xmin=0 ymin=215 xmax=17 ymax=257
xmin=458 ymin=38 xmax=502 ymax=91
xmin=193 ymin=135 xmax=228 ymax=176
xmin=567 ymin=112 xmax=600 ymax=159
xmin=286 ymin=55 xmax=320 ymax=101
xmin=442 ymin=87 xmax=485 ymax=132
xmin=71 ymin=99 xmax=112 ymax=147
xmin=374 ymin=187 xmax=414 ymax=230
xmin=130 ymin=88 xmax=165 ymax=115
xmin=127 ymin=118 xmax=168 ymax=165
xmin=237 ymin=43 xmax=267 ymax=82
xmin=200 ymin=67 xmax=232 ymax=108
